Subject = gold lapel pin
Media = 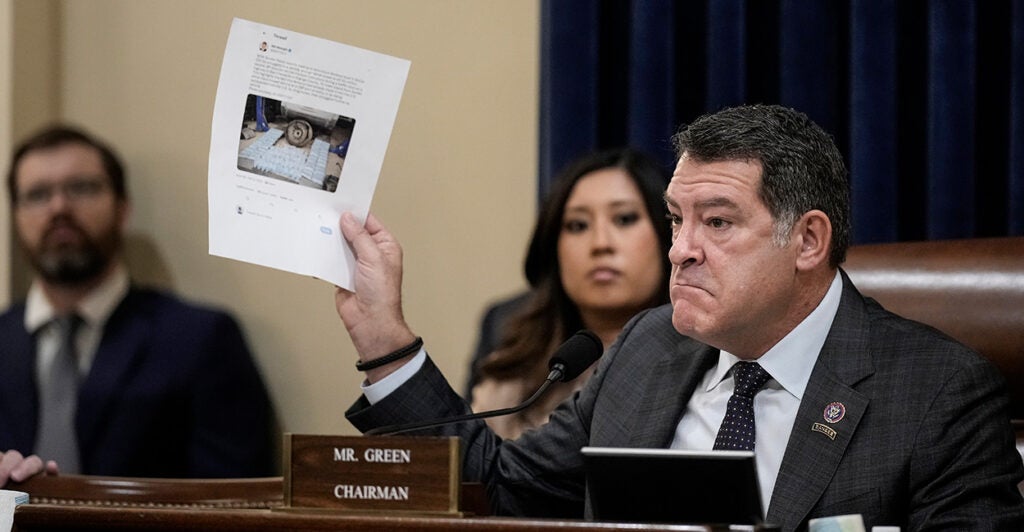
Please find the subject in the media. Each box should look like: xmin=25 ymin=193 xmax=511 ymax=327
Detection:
xmin=812 ymin=422 xmax=837 ymax=440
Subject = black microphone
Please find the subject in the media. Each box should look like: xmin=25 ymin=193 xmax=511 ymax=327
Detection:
xmin=364 ymin=330 xmax=603 ymax=436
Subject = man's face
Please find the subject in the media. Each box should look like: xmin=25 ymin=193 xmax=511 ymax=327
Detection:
xmin=665 ymin=154 xmax=801 ymax=358
xmin=13 ymin=143 xmax=127 ymax=286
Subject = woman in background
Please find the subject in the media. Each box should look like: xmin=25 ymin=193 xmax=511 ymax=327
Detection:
xmin=469 ymin=148 xmax=672 ymax=439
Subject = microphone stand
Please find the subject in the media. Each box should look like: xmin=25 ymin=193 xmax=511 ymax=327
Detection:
xmin=364 ymin=366 xmax=565 ymax=436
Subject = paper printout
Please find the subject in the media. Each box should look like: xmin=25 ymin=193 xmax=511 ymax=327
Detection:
xmin=0 ymin=490 xmax=28 ymax=532
xmin=208 ymin=18 xmax=410 ymax=289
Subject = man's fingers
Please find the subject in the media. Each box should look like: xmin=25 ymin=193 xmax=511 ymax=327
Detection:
xmin=340 ymin=212 xmax=400 ymax=266
xmin=362 ymin=214 xmax=397 ymax=249
xmin=9 ymin=454 xmax=44 ymax=482
xmin=44 ymin=459 xmax=60 ymax=476
xmin=339 ymin=213 xmax=380 ymax=262
xmin=0 ymin=450 xmax=47 ymax=486
xmin=0 ymin=450 xmax=23 ymax=486
xmin=364 ymin=213 xmax=386 ymax=234
xmin=335 ymin=285 xmax=355 ymax=306
xmin=339 ymin=212 xmax=366 ymax=244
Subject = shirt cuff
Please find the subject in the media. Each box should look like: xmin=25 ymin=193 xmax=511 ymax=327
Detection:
xmin=361 ymin=348 xmax=427 ymax=404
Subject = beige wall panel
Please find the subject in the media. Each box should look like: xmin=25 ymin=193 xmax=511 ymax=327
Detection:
xmin=54 ymin=0 xmax=537 ymax=439
xmin=0 ymin=0 xmax=10 ymax=306
xmin=12 ymin=0 xmax=61 ymax=138
xmin=8 ymin=0 xmax=62 ymax=300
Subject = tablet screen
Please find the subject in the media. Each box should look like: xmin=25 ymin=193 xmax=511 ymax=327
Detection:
xmin=582 ymin=446 xmax=764 ymax=525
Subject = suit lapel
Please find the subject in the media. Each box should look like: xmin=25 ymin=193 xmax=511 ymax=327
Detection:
xmin=76 ymin=290 xmax=150 ymax=455
xmin=628 ymin=339 xmax=718 ymax=448
xmin=767 ymin=367 xmax=869 ymax=528
xmin=766 ymin=273 xmax=875 ymax=530
xmin=0 ymin=306 xmax=41 ymax=450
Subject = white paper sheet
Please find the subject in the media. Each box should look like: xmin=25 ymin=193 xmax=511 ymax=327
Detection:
xmin=0 ymin=490 xmax=28 ymax=532
xmin=208 ymin=18 xmax=410 ymax=289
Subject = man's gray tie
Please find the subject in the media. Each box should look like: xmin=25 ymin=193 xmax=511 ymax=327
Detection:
xmin=35 ymin=314 xmax=82 ymax=473
xmin=713 ymin=361 xmax=772 ymax=451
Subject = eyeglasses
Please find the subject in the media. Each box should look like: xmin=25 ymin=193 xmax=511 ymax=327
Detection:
xmin=16 ymin=177 xmax=110 ymax=210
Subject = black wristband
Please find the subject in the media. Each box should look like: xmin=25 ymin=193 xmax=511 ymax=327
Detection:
xmin=355 ymin=337 xmax=423 ymax=372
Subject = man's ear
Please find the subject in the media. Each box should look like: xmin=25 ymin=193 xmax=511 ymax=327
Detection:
xmin=794 ymin=209 xmax=832 ymax=271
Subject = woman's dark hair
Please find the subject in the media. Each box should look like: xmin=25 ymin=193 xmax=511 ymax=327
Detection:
xmin=478 ymin=147 xmax=672 ymax=384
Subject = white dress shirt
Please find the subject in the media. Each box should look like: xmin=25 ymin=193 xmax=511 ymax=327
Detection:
xmin=362 ymin=347 xmax=427 ymax=404
xmin=25 ymin=264 xmax=131 ymax=381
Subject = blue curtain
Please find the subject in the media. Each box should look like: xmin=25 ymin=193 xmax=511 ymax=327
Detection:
xmin=540 ymin=0 xmax=1024 ymax=243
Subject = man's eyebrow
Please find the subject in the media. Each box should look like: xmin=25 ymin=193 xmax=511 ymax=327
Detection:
xmin=694 ymin=197 xmax=740 ymax=210
xmin=662 ymin=195 xmax=740 ymax=210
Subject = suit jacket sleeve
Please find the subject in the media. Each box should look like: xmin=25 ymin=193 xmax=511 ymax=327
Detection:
xmin=184 ymin=311 xmax=274 ymax=477
xmin=906 ymin=357 xmax=1024 ymax=530
xmin=347 ymin=353 xmax=594 ymax=517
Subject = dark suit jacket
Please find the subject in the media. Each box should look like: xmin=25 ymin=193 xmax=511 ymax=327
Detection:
xmin=348 ymin=272 xmax=1024 ymax=531
xmin=0 ymin=287 xmax=274 ymax=478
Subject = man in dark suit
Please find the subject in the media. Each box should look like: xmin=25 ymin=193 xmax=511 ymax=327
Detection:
xmin=0 ymin=126 xmax=273 ymax=484
xmin=362 ymin=105 xmax=1023 ymax=529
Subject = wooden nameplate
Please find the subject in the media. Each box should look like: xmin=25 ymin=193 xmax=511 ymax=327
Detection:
xmin=281 ymin=434 xmax=462 ymax=515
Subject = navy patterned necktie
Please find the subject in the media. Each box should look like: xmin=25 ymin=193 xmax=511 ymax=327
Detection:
xmin=35 ymin=314 xmax=83 ymax=473
xmin=713 ymin=361 xmax=772 ymax=451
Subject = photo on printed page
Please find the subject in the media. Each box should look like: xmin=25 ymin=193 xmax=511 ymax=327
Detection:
xmin=237 ymin=94 xmax=356 ymax=193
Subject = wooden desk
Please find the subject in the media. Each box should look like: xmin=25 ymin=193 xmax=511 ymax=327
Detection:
xmin=14 ymin=505 xmax=718 ymax=531
xmin=11 ymin=474 xmax=772 ymax=531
